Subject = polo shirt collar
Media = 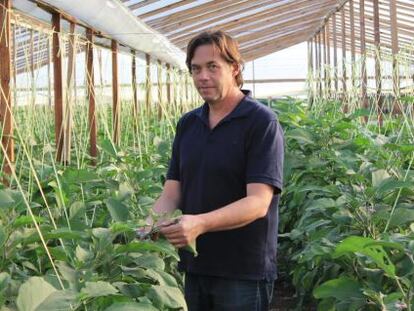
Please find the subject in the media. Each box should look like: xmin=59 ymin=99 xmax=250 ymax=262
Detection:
xmin=196 ymin=89 xmax=253 ymax=127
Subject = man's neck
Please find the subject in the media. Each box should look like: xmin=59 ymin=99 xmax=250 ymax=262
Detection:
xmin=208 ymin=88 xmax=245 ymax=119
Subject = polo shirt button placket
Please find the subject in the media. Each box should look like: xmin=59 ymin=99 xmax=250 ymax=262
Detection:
xmin=207 ymin=131 xmax=214 ymax=143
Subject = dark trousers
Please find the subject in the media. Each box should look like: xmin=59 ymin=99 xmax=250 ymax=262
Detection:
xmin=184 ymin=273 xmax=274 ymax=311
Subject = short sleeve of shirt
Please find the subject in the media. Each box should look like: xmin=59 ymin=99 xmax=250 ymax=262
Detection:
xmin=166 ymin=118 xmax=182 ymax=181
xmin=245 ymin=118 xmax=284 ymax=193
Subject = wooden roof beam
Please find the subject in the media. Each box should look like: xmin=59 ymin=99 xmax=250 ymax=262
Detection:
xmin=240 ymin=21 xmax=321 ymax=54
xmin=170 ymin=0 xmax=335 ymax=46
xmin=174 ymin=6 xmax=329 ymax=49
xmin=127 ymin=0 xmax=160 ymax=11
xmin=243 ymin=33 xmax=310 ymax=61
xmin=157 ymin=0 xmax=274 ymax=34
xmin=147 ymin=0 xmax=238 ymax=29
xmin=138 ymin=0 xmax=196 ymax=20
xmin=236 ymin=16 xmax=325 ymax=47
xmin=167 ymin=0 xmax=298 ymax=41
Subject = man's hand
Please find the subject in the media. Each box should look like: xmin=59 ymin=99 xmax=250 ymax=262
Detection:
xmin=160 ymin=215 xmax=206 ymax=248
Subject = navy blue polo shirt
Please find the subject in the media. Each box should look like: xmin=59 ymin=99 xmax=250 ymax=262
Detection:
xmin=166 ymin=90 xmax=284 ymax=281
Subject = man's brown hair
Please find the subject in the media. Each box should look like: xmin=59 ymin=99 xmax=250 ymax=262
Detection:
xmin=186 ymin=30 xmax=244 ymax=88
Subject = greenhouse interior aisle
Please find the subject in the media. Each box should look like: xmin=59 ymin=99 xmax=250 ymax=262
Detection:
xmin=0 ymin=0 xmax=413 ymax=310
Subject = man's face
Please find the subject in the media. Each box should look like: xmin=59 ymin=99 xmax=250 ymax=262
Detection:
xmin=190 ymin=44 xmax=238 ymax=104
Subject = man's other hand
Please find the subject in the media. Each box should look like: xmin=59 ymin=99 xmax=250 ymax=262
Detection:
xmin=160 ymin=215 xmax=206 ymax=248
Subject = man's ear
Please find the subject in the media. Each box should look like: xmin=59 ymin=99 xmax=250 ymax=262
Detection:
xmin=232 ymin=63 xmax=240 ymax=77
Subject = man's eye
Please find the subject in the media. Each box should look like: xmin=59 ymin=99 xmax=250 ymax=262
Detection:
xmin=208 ymin=64 xmax=217 ymax=70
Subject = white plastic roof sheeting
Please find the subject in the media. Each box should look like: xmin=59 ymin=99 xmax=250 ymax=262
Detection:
xmin=14 ymin=0 xmax=187 ymax=69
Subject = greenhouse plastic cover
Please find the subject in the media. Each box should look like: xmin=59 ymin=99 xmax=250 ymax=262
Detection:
xmin=14 ymin=0 xmax=187 ymax=70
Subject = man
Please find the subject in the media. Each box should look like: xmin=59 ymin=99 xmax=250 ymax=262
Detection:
xmin=151 ymin=30 xmax=284 ymax=310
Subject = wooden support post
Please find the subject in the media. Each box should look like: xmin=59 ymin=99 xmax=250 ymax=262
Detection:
xmin=308 ymin=39 xmax=314 ymax=107
xmin=157 ymin=60 xmax=163 ymax=120
xmin=326 ymin=22 xmax=331 ymax=98
xmin=0 ymin=0 xmax=13 ymax=181
xmin=47 ymin=35 xmax=52 ymax=107
xmin=52 ymin=13 xmax=64 ymax=162
xmin=30 ymin=29 xmax=35 ymax=104
xmin=349 ymin=0 xmax=356 ymax=88
xmin=390 ymin=0 xmax=400 ymax=115
xmin=64 ymin=21 xmax=75 ymax=164
xmin=145 ymin=53 xmax=151 ymax=113
xmin=314 ymin=35 xmax=320 ymax=97
xmin=131 ymin=50 xmax=138 ymax=120
xmin=373 ymin=0 xmax=382 ymax=124
xmin=322 ymin=27 xmax=327 ymax=98
xmin=359 ymin=0 xmax=368 ymax=120
xmin=86 ymin=29 xmax=97 ymax=162
xmin=341 ymin=7 xmax=348 ymax=108
xmin=111 ymin=40 xmax=120 ymax=145
xmin=12 ymin=25 xmax=16 ymax=107
xmin=332 ymin=13 xmax=338 ymax=96
xmin=317 ymin=32 xmax=322 ymax=98
xmin=166 ymin=63 xmax=172 ymax=104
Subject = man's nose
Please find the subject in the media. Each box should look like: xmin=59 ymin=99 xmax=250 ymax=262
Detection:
xmin=197 ymin=68 xmax=209 ymax=80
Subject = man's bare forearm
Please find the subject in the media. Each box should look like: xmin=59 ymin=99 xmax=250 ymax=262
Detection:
xmin=160 ymin=184 xmax=274 ymax=248
xmin=152 ymin=180 xmax=181 ymax=217
xmin=153 ymin=195 xmax=178 ymax=216
xmin=198 ymin=195 xmax=269 ymax=233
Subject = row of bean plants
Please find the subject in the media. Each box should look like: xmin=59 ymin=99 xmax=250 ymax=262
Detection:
xmin=0 ymin=99 xmax=191 ymax=311
xmin=276 ymin=97 xmax=414 ymax=311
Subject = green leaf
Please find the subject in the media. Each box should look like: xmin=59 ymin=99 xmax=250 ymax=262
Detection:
xmin=317 ymin=298 xmax=335 ymax=311
xmin=34 ymin=290 xmax=79 ymax=311
xmin=385 ymin=143 xmax=414 ymax=153
xmin=147 ymin=285 xmax=187 ymax=311
xmin=81 ymin=281 xmax=119 ymax=298
xmin=61 ymin=168 xmax=100 ymax=184
xmin=104 ymin=302 xmax=158 ymax=311
xmin=0 ymin=272 xmax=10 ymax=292
xmin=69 ymin=201 xmax=86 ymax=219
xmin=55 ymin=261 xmax=79 ymax=287
xmin=285 ymin=128 xmax=315 ymax=145
xmin=113 ymin=281 xmax=144 ymax=298
xmin=92 ymin=228 xmax=113 ymax=249
xmin=46 ymin=228 xmax=86 ymax=240
xmin=313 ymin=277 xmax=363 ymax=300
xmin=388 ymin=208 xmax=414 ymax=227
xmin=153 ymin=270 xmax=178 ymax=287
xmin=105 ymin=198 xmax=129 ymax=222
xmin=118 ymin=183 xmax=134 ymax=201
xmin=0 ymin=189 xmax=15 ymax=209
xmin=333 ymin=236 xmax=396 ymax=277
xmin=351 ymin=108 xmax=370 ymax=118
xmin=92 ymin=227 xmax=112 ymax=240
xmin=116 ymin=240 xmax=179 ymax=260
xmin=375 ymin=179 xmax=414 ymax=195
xmin=13 ymin=215 xmax=46 ymax=228
xmin=75 ymin=245 xmax=93 ymax=263
xmin=16 ymin=277 xmax=57 ymax=311
xmin=134 ymin=254 xmax=165 ymax=270
xmin=0 ymin=227 xmax=5 ymax=249
xmin=138 ymin=196 xmax=155 ymax=206
xmin=182 ymin=241 xmax=198 ymax=257
xmin=372 ymin=169 xmax=390 ymax=188
xmin=100 ymin=139 xmax=117 ymax=158
xmin=110 ymin=223 xmax=134 ymax=235
xmin=156 ymin=141 xmax=170 ymax=156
